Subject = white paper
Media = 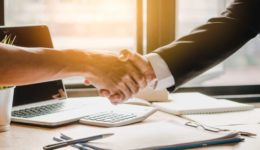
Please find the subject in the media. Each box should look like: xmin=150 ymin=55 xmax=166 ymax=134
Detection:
xmin=62 ymin=121 xmax=238 ymax=150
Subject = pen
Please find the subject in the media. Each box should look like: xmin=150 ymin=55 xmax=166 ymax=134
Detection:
xmin=59 ymin=133 xmax=104 ymax=150
xmin=53 ymin=137 xmax=91 ymax=150
xmin=153 ymin=137 xmax=244 ymax=150
xmin=43 ymin=133 xmax=114 ymax=150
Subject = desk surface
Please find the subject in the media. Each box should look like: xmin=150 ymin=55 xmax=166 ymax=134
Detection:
xmin=0 ymin=111 xmax=260 ymax=150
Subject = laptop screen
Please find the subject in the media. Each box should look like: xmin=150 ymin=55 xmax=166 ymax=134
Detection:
xmin=0 ymin=25 xmax=67 ymax=107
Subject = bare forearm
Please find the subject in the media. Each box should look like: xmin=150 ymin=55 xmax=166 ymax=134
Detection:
xmin=0 ymin=44 xmax=89 ymax=86
xmin=0 ymin=44 xmax=146 ymax=101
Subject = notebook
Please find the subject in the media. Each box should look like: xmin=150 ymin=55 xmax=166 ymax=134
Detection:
xmin=185 ymin=108 xmax=260 ymax=126
xmin=152 ymin=92 xmax=254 ymax=115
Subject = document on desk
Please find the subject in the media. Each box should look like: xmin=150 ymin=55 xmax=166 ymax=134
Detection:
xmin=185 ymin=108 xmax=260 ymax=126
xmin=62 ymin=121 xmax=243 ymax=150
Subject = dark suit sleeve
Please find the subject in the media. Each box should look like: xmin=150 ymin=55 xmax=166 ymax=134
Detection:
xmin=154 ymin=0 xmax=259 ymax=91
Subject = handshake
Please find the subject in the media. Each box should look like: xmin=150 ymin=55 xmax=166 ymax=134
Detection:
xmin=84 ymin=49 xmax=156 ymax=104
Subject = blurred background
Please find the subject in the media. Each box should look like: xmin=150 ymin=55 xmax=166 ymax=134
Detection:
xmin=4 ymin=0 xmax=260 ymax=87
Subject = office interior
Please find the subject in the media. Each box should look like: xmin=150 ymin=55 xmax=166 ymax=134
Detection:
xmin=0 ymin=0 xmax=260 ymax=150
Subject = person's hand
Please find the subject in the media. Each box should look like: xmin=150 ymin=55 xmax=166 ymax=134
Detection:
xmin=84 ymin=50 xmax=147 ymax=102
xmin=98 ymin=49 xmax=156 ymax=103
xmin=120 ymin=49 xmax=156 ymax=82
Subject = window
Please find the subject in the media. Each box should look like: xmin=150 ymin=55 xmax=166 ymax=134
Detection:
xmin=3 ymin=0 xmax=260 ymax=98
xmin=177 ymin=0 xmax=260 ymax=87
xmin=4 ymin=0 xmax=137 ymax=84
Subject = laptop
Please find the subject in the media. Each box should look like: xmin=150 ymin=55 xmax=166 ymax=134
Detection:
xmin=0 ymin=25 xmax=106 ymax=126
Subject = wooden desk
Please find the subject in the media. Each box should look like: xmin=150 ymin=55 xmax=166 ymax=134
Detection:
xmin=0 ymin=111 xmax=259 ymax=150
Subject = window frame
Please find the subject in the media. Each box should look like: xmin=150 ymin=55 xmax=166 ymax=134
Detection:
xmin=0 ymin=0 xmax=4 ymax=25
xmin=2 ymin=0 xmax=260 ymax=102
xmin=146 ymin=0 xmax=176 ymax=53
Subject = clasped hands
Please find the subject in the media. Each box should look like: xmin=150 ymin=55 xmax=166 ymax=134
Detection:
xmin=85 ymin=49 xmax=156 ymax=104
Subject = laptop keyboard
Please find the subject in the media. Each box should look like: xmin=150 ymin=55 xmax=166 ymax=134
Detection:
xmin=12 ymin=102 xmax=65 ymax=118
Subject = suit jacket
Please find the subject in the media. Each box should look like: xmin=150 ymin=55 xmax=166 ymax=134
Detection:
xmin=155 ymin=0 xmax=260 ymax=91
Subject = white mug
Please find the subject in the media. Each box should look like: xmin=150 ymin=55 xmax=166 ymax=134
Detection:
xmin=0 ymin=87 xmax=15 ymax=132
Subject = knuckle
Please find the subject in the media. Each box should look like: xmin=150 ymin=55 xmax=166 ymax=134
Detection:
xmin=116 ymin=82 xmax=123 ymax=88
xmin=138 ymin=73 xmax=145 ymax=81
xmin=125 ymin=90 xmax=131 ymax=97
xmin=143 ymin=80 xmax=147 ymax=87
xmin=137 ymin=78 xmax=144 ymax=87
xmin=131 ymin=82 xmax=138 ymax=92
xmin=122 ymin=74 xmax=129 ymax=80
xmin=133 ymin=86 xmax=139 ymax=93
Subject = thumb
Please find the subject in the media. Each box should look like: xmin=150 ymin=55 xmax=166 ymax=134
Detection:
xmin=119 ymin=49 xmax=131 ymax=62
xmin=120 ymin=49 xmax=156 ymax=82
xmin=99 ymin=89 xmax=111 ymax=97
xmin=84 ymin=79 xmax=91 ymax=86
xmin=120 ymin=49 xmax=148 ymax=71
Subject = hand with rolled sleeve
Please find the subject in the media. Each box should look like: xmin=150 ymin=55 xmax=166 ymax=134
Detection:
xmin=0 ymin=44 xmax=147 ymax=102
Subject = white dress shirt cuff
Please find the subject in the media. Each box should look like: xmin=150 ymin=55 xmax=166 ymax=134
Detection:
xmin=145 ymin=53 xmax=175 ymax=90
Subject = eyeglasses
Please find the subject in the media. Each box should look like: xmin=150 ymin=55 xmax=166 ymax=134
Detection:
xmin=185 ymin=121 xmax=256 ymax=137
xmin=185 ymin=121 xmax=228 ymax=132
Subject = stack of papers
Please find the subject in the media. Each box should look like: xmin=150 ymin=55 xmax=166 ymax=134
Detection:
xmin=62 ymin=121 xmax=243 ymax=150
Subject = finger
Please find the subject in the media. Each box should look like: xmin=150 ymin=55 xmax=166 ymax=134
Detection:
xmin=119 ymin=49 xmax=132 ymax=62
xmin=125 ymin=62 xmax=146 ymax=88
xmin=124 ymin=75 xmax=139 ymax=94
xmin=120 ymin=49 xmax=147 ymax=75
xmin=129 ymin=54 xmax=156 ymax=82
xmin=121 ymin=49 xmax=147 ymax=70
xmin=99 ymin=89 xmax=123 ymax=104
xmin=121 ymin=50 xmax=155 ymax=82
xmin=84 ymin=79 xmax=91 ymax=86
xmin=99 ymin=89 xmax=111 ymax=97
xmin=146 ymin=74 xmax=156 ymax=82
xmin=130 ymin=64 xmax=147 ymax=88
xmin=109 ymin=92 xmax=124 ymax=104
xmin=117 ymin=82 xmax=131 ymax=101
